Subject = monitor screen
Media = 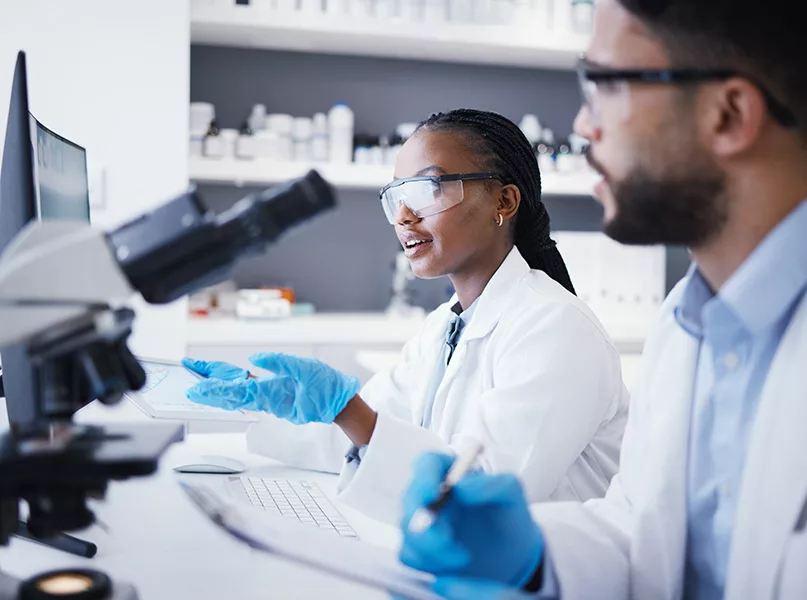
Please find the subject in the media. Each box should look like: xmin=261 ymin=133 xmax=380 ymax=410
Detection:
xmin=30 ymin=117 xmax=90 ymax=222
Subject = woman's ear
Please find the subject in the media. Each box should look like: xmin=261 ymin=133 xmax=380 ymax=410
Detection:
xmin=497 ymin=184 xmax=521 ymax=222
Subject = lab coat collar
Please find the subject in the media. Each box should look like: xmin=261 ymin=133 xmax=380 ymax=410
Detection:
xmin=675 ymin=199 xmax=807 ymax=338
xmin=456 ymin=247 xmax=531 ymax=343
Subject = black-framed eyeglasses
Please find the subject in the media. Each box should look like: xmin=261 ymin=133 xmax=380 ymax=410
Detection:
xmin=379 ymin=172 xmax=504 ymax=224
xmin=576 ymin=58 xmax=797 ymax=129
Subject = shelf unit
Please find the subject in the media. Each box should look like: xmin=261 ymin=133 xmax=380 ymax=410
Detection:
xmin=190 ymin=4 xmax=588 ymax=69
xmin=189 ymin=156 xmax=600 ymax=195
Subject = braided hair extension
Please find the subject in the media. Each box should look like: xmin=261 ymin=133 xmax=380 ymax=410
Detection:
xmin=416 ymin=109 xmax=576 ymax=295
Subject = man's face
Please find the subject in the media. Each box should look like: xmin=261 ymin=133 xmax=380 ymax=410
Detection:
xmin=575 ymin=0 xmax=728 ymax=247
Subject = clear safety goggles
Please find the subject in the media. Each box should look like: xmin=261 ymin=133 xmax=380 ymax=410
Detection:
xmin=379 ymin=172 xmax=503 ymax=225
xmin=575 ymin=57 xmax=797 ymax=130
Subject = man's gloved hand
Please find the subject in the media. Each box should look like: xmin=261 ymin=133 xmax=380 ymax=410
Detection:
xmin=185 ymin=352 xmax=361 ymax=425
xmin=399 ymin=453 xmax=544 ymax=589
xmin=182 ymin=358 xmax=249 ymax=381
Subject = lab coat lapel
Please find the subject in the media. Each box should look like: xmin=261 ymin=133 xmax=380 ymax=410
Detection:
xmin=725 ymin=295 xmax=807 ymax=600
xmin=633 ymin=324 xmax=698 ymax=600
xmin=430 ymin=248 xmax=529 ymax=425
xmin=459 ymin=248 xmax=531 ymax=343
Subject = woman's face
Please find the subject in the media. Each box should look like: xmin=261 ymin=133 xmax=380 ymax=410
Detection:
xmin=391 ymin=129 xmax=508 ymax=279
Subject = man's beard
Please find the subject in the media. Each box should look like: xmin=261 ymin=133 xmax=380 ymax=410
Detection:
xmin=591 ymin=151 xmax=729 ymax=247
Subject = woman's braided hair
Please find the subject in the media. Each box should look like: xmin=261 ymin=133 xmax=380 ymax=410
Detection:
xmin=416 ymin=109 xmax=576 ymax=295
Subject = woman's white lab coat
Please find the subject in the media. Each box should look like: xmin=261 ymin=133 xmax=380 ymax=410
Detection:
xmin=247 ymin=248 xmax=629 ymax=524
xmin=529 ymin=281 xmax=807 ymax=600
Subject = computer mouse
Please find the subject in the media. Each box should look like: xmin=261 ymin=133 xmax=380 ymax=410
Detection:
xmin=173 ymin=455 xmax=246 ymax=474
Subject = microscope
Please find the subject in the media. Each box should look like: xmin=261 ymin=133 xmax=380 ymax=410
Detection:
xmin=0 ymin=171 xmax=335 ymax=599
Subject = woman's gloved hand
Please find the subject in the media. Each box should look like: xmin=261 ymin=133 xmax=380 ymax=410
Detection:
xmin=181 ymin=358 xmax=250 ymax=381
xmin=399 ymin=453 xmax=544 ymax=589
xmin=185 ymin=352 xmax=361 ymax=425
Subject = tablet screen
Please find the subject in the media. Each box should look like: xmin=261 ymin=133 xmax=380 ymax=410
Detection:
xmin=137 ymin=360 xmax=203 ymax=403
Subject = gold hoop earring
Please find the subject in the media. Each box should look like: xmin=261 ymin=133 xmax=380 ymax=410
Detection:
xmin=496 ymin=214 xmax=504 ymax=227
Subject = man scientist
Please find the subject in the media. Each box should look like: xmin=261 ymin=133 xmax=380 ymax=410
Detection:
xmin=398 ymin=0 xmax=807 ymax=599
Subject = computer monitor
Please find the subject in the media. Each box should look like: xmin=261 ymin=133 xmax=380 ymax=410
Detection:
xmin=0 ymin=51 xmax=91 ymax=431
xmin=30 ymin=117 xmax=90 ymax=221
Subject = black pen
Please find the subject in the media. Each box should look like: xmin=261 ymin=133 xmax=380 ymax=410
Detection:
xmin=408 ymin=441 xmax=484 ymax=533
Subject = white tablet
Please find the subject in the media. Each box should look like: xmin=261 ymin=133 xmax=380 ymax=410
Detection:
xmin=125 ymin=359 xmax=258 ymax=423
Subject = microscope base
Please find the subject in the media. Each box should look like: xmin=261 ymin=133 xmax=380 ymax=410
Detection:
xmin=0 ymin=570 xmax=138 ymax=600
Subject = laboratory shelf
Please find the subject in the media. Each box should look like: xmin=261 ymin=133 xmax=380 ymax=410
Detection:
xmin=189 ymin=156 xmax=600 ymax=196
xmin=190 ymin=4 xmax=589 ymax=70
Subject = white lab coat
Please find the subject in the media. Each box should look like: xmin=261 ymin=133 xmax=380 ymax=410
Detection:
xmin=531 ymin=281 xmax=807 ymax=600
xmin=247 ymin=248 xmax=629 ymax=524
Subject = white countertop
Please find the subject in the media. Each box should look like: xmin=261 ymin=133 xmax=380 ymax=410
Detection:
xmin=187 ymin=312 xmax=426 ymax=346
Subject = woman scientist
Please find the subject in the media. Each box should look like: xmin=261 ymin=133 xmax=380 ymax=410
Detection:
xmin=184 ymin=109 xmax=629 ymax=524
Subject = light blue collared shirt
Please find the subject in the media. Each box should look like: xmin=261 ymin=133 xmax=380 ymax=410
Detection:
xmin=678 ymin=200 xmax=807 ymax=599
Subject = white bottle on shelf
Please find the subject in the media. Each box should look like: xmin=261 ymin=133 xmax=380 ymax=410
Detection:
xmin=248 ymin=104 xmax=267 ymax=132
xmin=369 ymin=146 xmax=385 ymax=165
xmin=354 ymin=146 xmax=371 ymax=165
xmin=255 ymin=130 xmax=280 ymax=159
xmin=310 ymin=112 xmax=329 ymax=162
xmin=236 ymin=123 xmax=256 ymax=160
xmin=220 ymin=128 xmax=239 ymax=159
xmin=519 ymin=114 xmax=543 ymax=147
xmin=266 ymin=113 xmax=295 ymax=161
xmin=328 ymin=103 xmax=355 ymax=164
xmin=203 ymin=120 xmax=225 ymax=158
xmin=293 ymin=117 xmax=313 ymax=162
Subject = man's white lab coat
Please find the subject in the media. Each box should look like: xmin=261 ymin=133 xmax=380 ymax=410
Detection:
xmin=531 ymin=281 xmax=807 ymax=600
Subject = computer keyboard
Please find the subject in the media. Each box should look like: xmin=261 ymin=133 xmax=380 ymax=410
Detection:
xmin=227 ymin=477 xmax=358 ymax=538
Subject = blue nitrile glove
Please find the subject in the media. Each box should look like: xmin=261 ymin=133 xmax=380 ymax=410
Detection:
xmin=399 ymin=453 xmax=544 ymax=589
xmin=181 ymin=358 xmax=249 ymax=381
xmin=186 ymin=352 xmax=361 ymax=425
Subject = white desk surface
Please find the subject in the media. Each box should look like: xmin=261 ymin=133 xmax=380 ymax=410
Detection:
xmin=0 ymin=402 xmax=402 ymax=599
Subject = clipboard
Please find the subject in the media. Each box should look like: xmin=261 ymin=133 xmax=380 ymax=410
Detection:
xmin=179 ymin=481 xmax=443 ymax=600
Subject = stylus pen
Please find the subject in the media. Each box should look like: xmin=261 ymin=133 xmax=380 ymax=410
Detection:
xmin=16 ymin=521 xmax=98 ymax=558
xmin=407 ymin=441 xmax=484 ymax=534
